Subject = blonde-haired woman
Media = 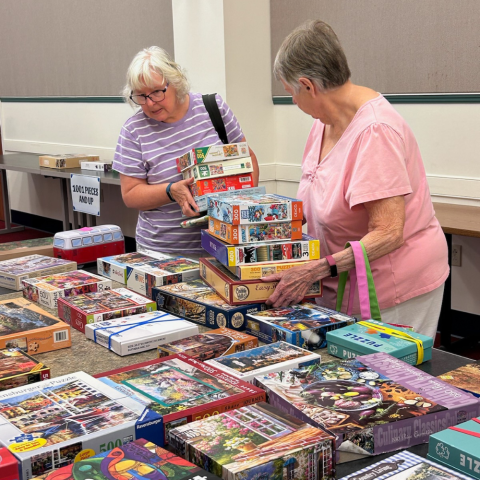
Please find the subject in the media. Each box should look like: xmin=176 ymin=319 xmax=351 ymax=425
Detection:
xmin=114 ymin=46 xmax=259 ymax=256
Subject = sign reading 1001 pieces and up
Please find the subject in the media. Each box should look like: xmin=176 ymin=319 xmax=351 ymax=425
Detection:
xmin=70 ymin=174 xmax=101 ymax=216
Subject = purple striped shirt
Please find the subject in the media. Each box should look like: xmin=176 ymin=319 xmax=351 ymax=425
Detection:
xmin=113 ymin=92 xmax=244 ymax=254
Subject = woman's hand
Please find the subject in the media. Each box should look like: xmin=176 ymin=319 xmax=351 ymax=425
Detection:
xmin=170 ymin=178 xmax=200 ymax=217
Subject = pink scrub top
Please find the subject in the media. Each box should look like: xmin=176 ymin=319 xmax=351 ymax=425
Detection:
xmin=297 ymin=95 xmax=449 ymax=313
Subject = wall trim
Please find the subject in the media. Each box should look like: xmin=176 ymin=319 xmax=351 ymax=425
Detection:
xmin=0 ymin=97 xmax=125 ymax=103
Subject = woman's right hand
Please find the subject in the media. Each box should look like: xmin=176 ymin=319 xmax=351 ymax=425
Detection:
xmin=169 ymin=178 xmax=200 ymax=217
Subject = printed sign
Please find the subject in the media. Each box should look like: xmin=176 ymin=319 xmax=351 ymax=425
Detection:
xmin=70 ymin=174 xmax=101 ymax=216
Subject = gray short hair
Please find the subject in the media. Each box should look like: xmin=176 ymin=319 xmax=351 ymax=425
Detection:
xmin=122 ymin=46 xmax=190 ymax=107
xmin=274 ymin=20 xmax=351 ymax=93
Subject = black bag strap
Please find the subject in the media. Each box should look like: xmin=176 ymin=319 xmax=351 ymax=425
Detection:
xmin=202 ymin=93 xmax=228 ymax=144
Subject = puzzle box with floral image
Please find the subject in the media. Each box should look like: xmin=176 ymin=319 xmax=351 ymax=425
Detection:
xmin=0 ymin=371 xmax=163 ymax=480
xmin=57 ymin=287 xmax=157 ymax=334
xmin=22 ymin=270 xmax=112 ymax=309
xmin=95 ymin=353 xmax=266 ymax=446
xmin=0 ymin=297 xmax=71 ymax=355
xmin=168 ymin=402 xmax=335 ymax=480
xmin=255 ymin=352 xmax=480 ymax=456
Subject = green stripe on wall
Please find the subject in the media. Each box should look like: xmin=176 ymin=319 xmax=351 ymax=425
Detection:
xmin=0 ymin=97 xmax=125 ymax=103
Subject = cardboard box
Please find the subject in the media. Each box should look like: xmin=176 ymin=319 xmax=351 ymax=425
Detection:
xmin=326 ymin=319 xmax=433 ymax=365
xmin=246 ymin=303 xmax=357 ymax=350
xmin=176 ymin=142 xmax=250 ymax=172
xmin=152 ymin=279 xmax=268 ymax=330
xmin=85 ymin=310 xmax=199 ymax=356
xmin=80 ymin=160 xmax=113 ymax=172
xmin=0 ymin=348 xmax=50 ymax=391
xmin=0 ymin=371 xmax=163 ymax=480
xmin=201 ymin=230 xmax=320 ymax=267
xmin=94 ymin=353 xmax=266 ymax=446
xmin=208 ymin=192 xmax=303 ymax=225
xmin=339 ymin=450 xmax=474 ymax=480
xmin=0 ymin=255 xmax=77 ymax=291
xmin=428 ymin=417 xmax=480 ymax=479
xmin=205 ymin=341 xmax=321 ymax=383
xmin=97 ymin=252 xmax=169 ymax=284
xmin=0 ymin=238 xmax=54 ymax=262
xmin=182 ymin=156 xmax=254 ymax=181
xmin=437 ymin=363 xmax=480 ymax=397
xmin=0 ymin=447 xmax=19 ymax=480
xmin=0 ymin=297 xmax=71 ymax=354
xmin=23 ymin=270 xmax=113 ymax=310
xmin=208 ymin=217 xmax=303 ymax=244
xmin=196 ymin=186 xmax=266 ymax=212
xmin=126 ymin=257 xmax=200 ymax=298
xmin=256 ymin=352 xmax=480 ymax=456
xmin=199 ymin=257 xmax=321 ymax=306
xmin=158 ymin=327 xmax=258 ymax=360
xmin=230 ymin=260 xmax=311 ymax=280
xmin=169 ymin=402 xmax=335 ymax=480
xmin=39 ymin=154 xmax=90 ymax=169
xmin=57 ymin=287 xmax=157 ymax=334
xmin=191 ymin=173 xmax=254 ymax=198
xmin=31 ymin=438 xmax=222 ymax=480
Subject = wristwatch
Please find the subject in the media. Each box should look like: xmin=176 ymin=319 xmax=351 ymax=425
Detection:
xmin=166 ymin=182 xmax=175 ymax=202
xmin=325 ymin=255 xmax=338 ymax=278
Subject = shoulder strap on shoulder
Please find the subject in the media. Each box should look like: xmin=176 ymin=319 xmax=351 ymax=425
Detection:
xmin=202 ymin=93 xmax=228 ymax=144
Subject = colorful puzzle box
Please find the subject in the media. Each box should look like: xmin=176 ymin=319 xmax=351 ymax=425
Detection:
xmin=195 ymin=186 xmax=266 ymax=213
xmin=158 ymin=327 xmax=258 ymax=361
xmin=0 ymin=347 xmax=50 ymax=391
xmin=0 ymin=446 xmax=19 ymax=480
xmin=94 ymin=353 xmax=266 ymax=446
xmin=0 ymin=237 xmax=54 ymax=262
xmin=246 ymin=303 xmax=357 ymax=350
xmin=0 ymin=371 xmax=163 ymax=480
xmin=85 ymin=311 xmax=199 ymax=356
xmin=153 ymin=279 xmax=268 ymax=330
xmin=0 ymin=255 xmax=77 ymax=291
xmin=200 ymin=257 xmax=321 ymax=306
xmin=437 ymin=363 xmax=480 ymax=398
xmin=0 ymin=297 xmax=71 ymax=355
xmin=205 ymin=341 xmax=321 ymax=383
xmin=22 ymin=270 xmax=112 ymax=309
xmin=230 ymin=260 xmax=310 ymax=280
xmin=57 ymin=287 xmax=157 ymax=334
xmin=126 ymin=257 xmax=200 ymax=298
xmin=191 ymin=173 xmax=254 ymax=198
xmin=183 ymin=156 xmax=254 ymax=181
xmin=168 ymin=402 xmax=335 ymax=480
xmin=201 ymin=230 xmax=320 ymax=267
xmin=255 ymin=352 xmax=480 ymax=457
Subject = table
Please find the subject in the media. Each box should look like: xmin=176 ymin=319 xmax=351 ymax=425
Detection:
xmin=0 ymin=153 xmax=121 ymax=232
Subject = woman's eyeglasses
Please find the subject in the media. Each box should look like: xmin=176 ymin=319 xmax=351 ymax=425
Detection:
xmin=130 ymin=83 xmax=169 ymax=105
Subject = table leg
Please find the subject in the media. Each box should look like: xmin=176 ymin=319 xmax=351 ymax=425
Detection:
xmin=90 ymin=215 xmax=97 ymax=227
xmin=81 ymin=213 xmax=87 ymax=227
xmin=67 ymin=178 xmax=79 ymax=230
xmin=59 ymin=178 xmax=70 ymax=231
xmin=438 ymin=233 xmax=452 ymax=350
xmin=0 ymin=169 xmax=25 ymax=234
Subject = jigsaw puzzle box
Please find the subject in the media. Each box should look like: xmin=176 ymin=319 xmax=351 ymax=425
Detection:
xmin=191 ymin=173 xmax=254 ymax=198
xmin=22 ymin=270 xmax=112 ymax=309
xmin=196 ymin=186 xmax=266 ymax=212
xmin=152 ymin=279 xmax=268 ymax=331
xmin=0 ymin=371 xmax=163 ymax=480
xmin=0 ymin=298 xmax=71 ymax=354
xmin=255 ymin=352 xmax=480 ymax=457
xmin=182 ymin=157 xmax=253 ymax=181
xmin=85 ymin=311 xmax=199 ymax=356
xmin=0 ymin=238 xmax=54 ymax=262
xmin=201 ymin=230 xmax=320 ymax=267
xmin=0 ymin=446 xmax=19 ymax=480
xmin=230 ymin=260 xmax=310 ymax=280
xmin=168 ymin=402 xmax=335 ymax=480
xmin=94 ymin=353 xmax=266 ymax=447
xmin=438 ymin=363 xmax=480 ymax=398
xmin=39 ymin=154 xmax=91 ymax=169
xmin=57 ymin=287 xmax=156 ymax=334
xmin=80 ymin=160 xmax=113 ymax=172
xmin=0 ymin=255 xmax=76 ymax=291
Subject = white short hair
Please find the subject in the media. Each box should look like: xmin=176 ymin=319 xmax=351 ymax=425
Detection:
xmin=122 ymin=46 xmax=190 ymax=107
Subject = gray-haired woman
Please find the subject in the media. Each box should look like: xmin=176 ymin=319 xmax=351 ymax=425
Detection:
xmin=113 ymin=46 xmax=259 ymax=256
xmin=263 ymin=21 xmax=448 ymax=338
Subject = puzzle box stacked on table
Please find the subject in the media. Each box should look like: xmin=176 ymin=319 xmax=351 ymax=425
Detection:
xmin=30 ymin=438 xmax=222 ymax=480
xmin=94 ymin=353 xmax=266 ymax=446
xmin=22 ymin=270 xmax=112 ymax=309
xmin=0 ymin=297 xmax=71 ymax=354
xmin=153 ymin=279 xmax=268 ymax=330
xmin=169 ymin=401 xmax=335 ymax=480
xmin=0 ymin=371 xmax=163 ymax=480
xmin=126 ymin=257 xmax=200 ymax=298
xmin=85 ymin=311 xmax=199 ymax=356
xmin=57 ymin=287 xmax=157 ymax=334
xmin=255 ymin=352 xmax=480 ymax=457
xmin=326 ymin=319 xmax=433 ymax=365
xmin=205 ymin=341 xmax=321 ymax=383
xmin=437 ymin=363 xmax=480 ymax=398
xmin=246 ymin=302 xmax=357 ymax=350
xmin=0 ymin=348 xmax=50 ymax=391
xmin=0 ymin=254 xmax=76 ymax=290
xmin=0 ymin=447 xmax=19 ymax=480
xmin=158 ymin=327 xmax=258 ymax=360
xmin=0 ymin=237 xmax=54 ymax=262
